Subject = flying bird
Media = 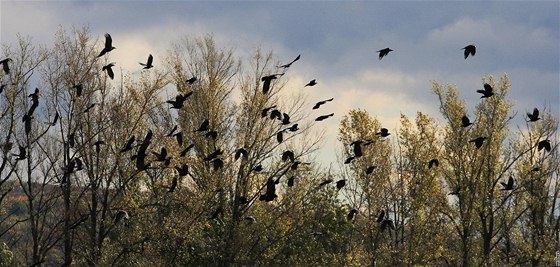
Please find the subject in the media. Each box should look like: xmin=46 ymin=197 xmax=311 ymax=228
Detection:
xmin=175 ymin=164 xmax=190 ymax=177
xmin=270 ymin=109 xmax=282 ymax=120
xmin=462 ymin=45 xmax=476 ymax=59
xmin=461 ymin=115 xmax=473 ymax=127
xmin=376 ymin=128 xmax=390 ymax=137
xmin=476 ymin=83 xmax=494 ymax=98
xmin=315 ymin=113 xmax=334 ymax=121
xmin=186 ymin=76 xmax=197 ymax=84
xmin=102 ymin=63 xmax=115 ymax=80
xmin=336 ymin=179 xmax=346 ymax=190
xmin=469 ymin=137 xmax=487 ymax=149
xmin=304 ymin=79 xmax=317 ymax=87
xmin=318 ymin=179 xmax=333 ymax=187
xmin=165 ymin=125 xmax=178 ymax=137
xmin=376 ymin=210 xmax=385 ymax=223
xmin=428 ymin=159 xmax=439 ymax=169
xmin=152 ymin=147 xmax=168 ymax=162
xmin=537 ymin=140 xmax=551 ymax=152
xmin=180 ymin=144 xmax=195 ymax=157
xmin=0 ymin=58 xmax=12 ymax=75
xmin=350 ymin=140 xmax=364 ymax=157
xmin=139 ymin=54 xmax=153 ymax=69
xmin=365 ymin=165 xmax=376 ymax=174
xmin=261 ymin=74 xmax=282 ymax=94
xmin=376 ymin=48 xmax=393 ymax=60
xmin=344 ymin=156 xmax=356 ymax=164
xmin=194 ymin=119 xmax=210 ymax=132
xmin=381 ymin=219 xmax=395 ymax=232
xmin=120 ymin=136 xmax=135 ymax=153
xmin=500 ymin=176 xmax=514 ymax=191
xmin=174 ymin=132 xmax=183 ymax=146
xmin=166 ymin=91 xmax=192 ymax=109
xmin=312 ymin=98 xmax=334 ymax=110
xmin=527 ymin=108 xmax=540 ymax=122
xmin=282 ymin=113 xmax=291 ymax=125
xmin=282 ymin=150 xmax=295 ymax=162
xmin=97 ymin=33 xmax=116 ymax=57
xmin=234 ymin=147 xmax=248 ymax=161
xmin=278 ymin=54 xmax=300 ymax=68
xmin=261 ymin=105 xmax=277 ymax=118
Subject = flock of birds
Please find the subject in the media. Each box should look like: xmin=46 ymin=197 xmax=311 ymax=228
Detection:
xmin=0 ymin=33 xmax=553 ymax=230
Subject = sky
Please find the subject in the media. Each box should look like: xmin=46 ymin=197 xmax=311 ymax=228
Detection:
xmin=1 ymin=1 xmax=559 ymax=166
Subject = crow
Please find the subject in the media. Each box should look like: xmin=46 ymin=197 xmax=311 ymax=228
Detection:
xmin=211 ymin=158 xmax=224 ymax=170
xmin=377 ymin=48 xmax=393 ymax=60
xmin=336 ymin=179 xmax=346 ymax=190
xmin=278 ymin=54 xmax=300 ymax=68
xmin=73 ymin=84 xmax=83 ymax=97
xmin=97 ymin=33 xmax=116 ymax=57
xmin=237 ymin=196 xmax=249 ymax=205
xmin=175 ymin=164 xmax=189 ymax=177
xmin=286 ymin=123 xmax=299 ymax=132
xmin=114 ymin=210 xmax=129 ymax=224
xmin=305 ymin=79 xmax=317 ymax=87
xmin=318 ymin=179 xmax=333 ymax=187
xmin=312 ymin=98 xmax=334 ymax=110
xmin=194 ymin=119 xmax=210 ymax=132
xmin=537 ymin=140 xmax=551 ymax=152
xmin=261 ymin=105 xmax=277 ymax=118
xmin=139 ymin=54 xmax=153 ymax=69
xmin=152 ymin=147 xmax=168 ymax=162
xmin=13 ymin=145 xmax=27 ymax=160
xmin=477 ymin=83 xmax=494 ymax=98
xmin=527 ymin=108 xmax=540 ymax=122
xmin=344 ymin=156 xmax=355 ymax=164
xmin=462 ymin=45 xmax=476 ymax=59
xmin=315 ymin=113 xmax=334 ymax=121
xmin=174 ymin=132 xmax=183 ymax=146
xmin=282 ymin=113 xmax=291 ymax=125
xmin=165 ymin=125 xmax=178 ymax=137
xmin=276 ymin=131 xmax=284 ymax=143
xmin=500 ymin=176 xmax=514 ymax=190
xmin=261 ymin=74 xmax=283 ymax=94
xmin=376 ymin=128 xmax=390 ymax=137
xmin=22 ymin=114 xmax=32 ymax=135
xmin=350 ymin=140 xmax=364 ymax=157
xmin=259 ymin=178 xmax=277 ymax=202
xmin=251 ymin=164 xmax=263 ymax=172
xmin=461 ymin=115 xmax=473 ymax=127
xmin=270 ymin=109 xmax=282 ymax=120
xmin=166 ymin=92 xmax=192 ymax=109
xmin=0 ymin=83 xmax=5 ymax=94
xmin=281 ymin=150 xmax=295 ymax=162
xmin=102 ymin=63 xmax=115 ymax=80
xmin=205 ymin=130 xmax=218 ymax=140
xmin=428 ymin=159 xmax=439 ymax=169
xmin=186 ymin=76 xmax=197 ymax=84
xmin=235 ymin=147 xmax=248 ymax=161
xmin=0 ymin=58 xmax=12 ymax=75
xmin=287 ymin=176 xmax=298 ymax=187
xmin=469 ymin=137 xmax=487 ymax=149
xmin=381 ymin=219 xmax=395 ymax=232
xmin=347 ymin=209 xmax=358 ymax=221
xmin=204 ymin=149 xmax=223 ymax=161
xmin=376 ymin=210 xmax=385 ymax=223
xmin=365 ymin=165 xmax=376 ymax=174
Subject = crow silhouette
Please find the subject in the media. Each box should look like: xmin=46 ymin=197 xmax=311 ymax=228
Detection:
xmin=365 ymin=165 xmax=376 ymax=174
xmin=270 ymin=109 xmax=282 ymax=120
xmin=286 ymin=123 xmax=299 ymax=132
xmin=428 ymin=159 xmax=439 ymax=169
xmin=276 ymin=131 xmax=284 ymax=143
xmin=461 ymin=115 xmax=473 ymax=127
xmin=261 ymin=105 xmax=277 ymax=118
xmin=261 ymin=74 xmax=282 ymax=94
xmin=381 ymin=219 xmax=395 ymax=232
xmin=97 ymin=33 xmax=115 ymax=57
xmin=194 ymin=119 xmax=210 ymax=132
xmin=175 ymin=164 xmax=190 ymax=177
xmin=251 ymin=164 xmax=263 ymax=172
xmin=259 ymin=178 xmax=277 ymax=202
xmin=537 ymin=140 xmax=551 ymax=152
xmin=167 ymin=92 xmax=192 ymax=109
xmin=204 ymin=149 xmax=223 ymax=161
xmin=174 ymin=132 xmax=183 ymax=146
xmin=102 ymin=63 xmax=115 ymax=80
xmin=152 ymin=147 xmax=168 ymax=162
xmin=287 ymin=176 xmax=298 ymax=187
xmin=278 ymin=54 xmax=300 ymax=68
xmin=477 ymin=83 xmax=494 ymax=98
xmin=318 ymin=179 xmax=333 ymax=187
xmin=305 ymin=79 xmax=317 ymax=87
xmin=282 ymin=113 xmax=291 ymax=125
xmin=347 ymin=209 xmax=358 ymax=221
xmin=235 ymin=147 xmax=248 ymax=161
xmin=376 ymin=210 xmax=385 ymax=223
xmin=527 ymin=108 xmax=540 ymax=122
xmin=0 ymin=83 xmax=5 ymax=94
xmin=336 ymin=179 xmax=346 ymax=190
xmin=0 ymin=58 xmax=12 ymax=75
xmin=462 ymin=45 xmax=476 ymax=59
xmin=13 ymin=145 xmax=27 ymax=160
xmin=73 ymin=84 xmax=83 ymax=97
xmin=377 ymin=48 xmax=393 ymax=60
xmin=211 ymin=158 xmax=224 ymax=170
xmin=168 ymin=177 xmax=178 ymax=193
xmin=139 ymin=54 xmax=153 ymax=69
xmin=282 ymin=150 xmax=295 ymax=162
xmin=312 ymin=98 xmax=334 ymax=110
xmin=83 ymin=103 xmax=96 ymax=113
xmin=469 ymin=137 xmax=487 ymax=149
xmin=22 ymin=114 xmax=32 ymax=135
xmin=500 ymin=176 xmax=514 ymax=190
xmin=205 ymin=130 xmax=218 ymax=140
xmin=315 ymin=113 xmax=334 ymax=121
xmin=186 ymin=76 xmax=197 ymax=84
xmin=350 ymin=140 xmax=364 ymax=157
xmin=114 ymin=210 xmax=129 ymax=224
xmin=47 ymin=111 xmax=59 ymax=126
xmin=376 ymin=128 xmax=390 ymax=137
xmin=344 ymin=156 xmax=356 ymax=164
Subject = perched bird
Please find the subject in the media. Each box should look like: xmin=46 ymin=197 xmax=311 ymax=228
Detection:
xmin=194 ymin=119 xmax=210 ymax=132
xmin=237 ymin=196 xmax=249 ymax=205
xmin=537 ymin=140 xmax=551 ymax=152
xmin=120 ymin=136 xmax=135 ymax=153
xmin=278 ymin=54 xmax=300 ymax=68
xmin=304 ymin=79 xmax=317 ymax=87
xmin=68 ymin=132 xmax=76 ymax=148
xmin=527 ymin=108 xmax=540 ymax=122
xmin=13 ymin=145 xmax=27 ymax=160
xmin=315 ymin=113 xmax=334 ymax=121
xmin=73 ymin=84 xmax=83 ymax=97
xmin=261 ymin=106 xmax=277 ymax=118
xmin=0 ymin=58 xmax=12 ymax=75
xmin=270 ymin=109 xmax=282 ymax=120
xmin=347 ymin=209 xmax=358 ymax=221
xmin=461 ymin=115 xmax=473 ymax=127
xmin=469 ymin=137 xmax=487 ymax=149
xmin=318 ymin=179 xmax=333 ymax=187
xmin=261 ymin=74 xmax=282 ymax=94
xmin=376 ymin=210 xmax=385 ymax=223
xmin=75 ymin=158 xmax=83 ymax=171
xmin=211 ymin=158 xmax=224 ymax=170
xmin=97 ymin=33 xmax=116 ymax=57
xmin=476 ymin=83 xmax=494 ymax=98
xmin=376 ymin=48 xmax=393 ymax=60
xmin=500 ymin=176 xmax=514 ymax=191
xmin=365 ymin=165 xmax=376 ymax=174
xmin=312 ymin=98 xmax=334 ymax=110
xmin=336 ymin=179 xmax=346 ymax=190
xmin=234 ymin=147 xmax=248 ymax=161
xmin=259 ymin=178 xmax=277 ymax=202
xmin=251 ymin=164 xmax=263 ymax=172
xmin=139 ymin=54 xmax=153 ymax=69
xmin=186 ymin=76 xmax=197 ymax=84
xmin=102 ymin=63 xmax=116 ymax=80
xmin=282 ymin=150 xmax=295 ymax=162
xmin=205 ymin=130 xmax=218 ymax=140
xmin=462 ymin=45 xmax=476 ymax=59
xmin=376 ymin=128 xmax=390 ymax=137
xmin=381 ymin=219 xmax=395 ymax=232
xmin=428 ymin=159 xmax=439 ymax=169
xmin=276 ymin=131 xmax=284 ymax=143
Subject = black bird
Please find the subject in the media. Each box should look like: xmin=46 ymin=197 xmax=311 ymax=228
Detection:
xmin=173 ymin=132 xmax=183 ymax=146
xmin=270 ymin=109 xmax=282 ymax=120
xmin=318 ymin=179 xmax=333 ymax=187
xmin=500 ymin=176 xmax=514 ymax=190
xmin=152 ymin=147 xmax=168 ymax=162
xmin=205 ymin=130 xmax=218 ymax=140
xmin=73 ymin=84 xmax=83 ymax=97
xmin=75 ymin=158 xmax=84 ymax=171
xmin=287 ymin=176 xmax=298 ymax=187
xmin=204 ymin=149 xmax=223 ymax=161
xmin=194 ymin=119 xmax=210 ymax=132
xmin=97 ymin=33 xmax=116 ymax=57
xmin=278 ymin=54 xmax=300 ymax=68
xmin=261 ymin=105 xmax=277 ymax=118
xmin=68 ymin=132 xmax=76 ymax=148
xmin=0 ymin=83 xmax=5 ymax=93
xmin=461 ymin=115 xmax=473 ymax=127
xmin=304 ymin=79 xmax=317 ymax=87
xmin=235 ymin=147 xmax=248 ymax=161
xmin=102 ymin=63 xmax=115 ymax=80
xmin=336 ymin=179 xmax=346 ymax=190
xmin=286 ymin=123 xmax=299 ymax=132
xmin=527 ymin=108 xmax=540 ymax=122
xmin=282 ymin=113 xmax=291 ymax=125
xmin=180 ymin=144 xmax=195 ymax=157
xmin=347 ymin=209 xmax=358 ymax=221
xmin=83 ymin=103 xmax=96 ymax=113
xmin=165 ymin=125 xmax=178 ymax=137
xmin=476 ymin=83 xmax=494 ymax=98
xmin=120 ymin=136 xmax=135 ymax=153
xmin=167 ymin=91 xmax=192 ymax=109
xmin=93 ymin=140 xmax=105 ymax=154
xmin=261 ymin=74 xmax=282 ymax=94
xmin=237 ymin=196 xmax=249 ymax=205
xmin=365 ymin=165 xmax=376 ymax=174
xmin=312 ymin=98 xmax=334 ymax=110
xmin=350 ymin=140 xmax=364 ymax=157
xmin=315 ymin=113 xmax=334 ymax=121
xmin=22 ymin=114 xmax=32 ymax=135
xmin=251 ymin=164 xmax=263 ymax=172
xmin=462 ymin=45 xmax=476 ymax=59
xmin=139 ymin=54 xmax=153 ymax=69
xmin=282 ymin=150 xmax=295 ymax=162
xmin=469 ymin=137 xmax=487 ymax=149
xmin=344 ymin=156 xmax=355 ymax=164
xmin=376 ymin=48 xmax=393 ymax=60
xmin=537 ymin=140 xmax=551 ymax=152
xmin=428 ymin=159 xmax=439 ymax=169
xmin=276 ymin=131 xmax=284 ymax=143
xmin=376 ymin=210 xmax=385 ymax=223
xmin=0 ymin=58 xmax=12 ymax=75
xmin=291 ymin=161 xmax=308 ymax=170
xmin=381 ymin=219 xmax=395 ymax=232
xmin=175 ymin=164 xmax=189 ymax=177
xmin=376 ymin=128 xmax=390 ymax=137
xmin=47 ymin=111 xmax=59 ymax=126
xmin=13 ymin=145 xmax=26 ymax=160
xmin=186 ymin=76 xmax=197 ymax=84
xmin=259 ymin=178 xmax=277 ymax=202
xmin=168 ymin=177 xmax=178 ymax=193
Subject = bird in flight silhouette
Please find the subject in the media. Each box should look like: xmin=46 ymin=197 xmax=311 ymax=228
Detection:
xmin=461 ymin=115 xmax=473 ymax=127
xmin=235 ymin=148 xmax=248 ymax=161
xmin=120 ymin=136 xmax=135 ymax=153
xmin=477 ymin=83 xmax=494 ymax=98
xmin=278 ymin=54 xmax=300 ymax=68
xmin=282 ymin=150 xmax=295 ymax=162
xmin=527 ymin=108 xmax=540 ymax=122
xmin=336 ymin=179 xmax=346 ymax=190
xmin=261 ymin=74 xmax=283 ymax=94
xmin=102 ymin=63 xmax=115 ymax=80
xmin=500 ymin=176 xmax=514 ymax=190
xmin=305 ymin=79 xmax=317 ymax=87
xmin=537 ymin=140 xmax=551 ymax=152
xmin=97 ymin=33 xmax=115 ymax=57
xmin=0 ymin=58 xmax=13 ymax=75
xmin=167 ymin=91 xmax=192 ymax=109
xmin=365 ymin=165 xmax=376 ymax=174
xmin=462 ymin=45 xmax=476 ymax=59
xmin=186 ymin=77 xmax=197 ymax=84
xmin=194 ymin=119 xmax=210 ymax=132
xmin=315 ymin=113 xmax=334 ymax=121
xmin=376 ymin=128 xmax=390 ymax=137
xmin=377 ymin=48 xmax=393 ymax=60
xmin=469 ymin=137 xmax=487 ymax=149
xmin=139 ymin=54 xmax=153 ymax=69
xmin=428 ymin=159 xmax=439 ymax=169
xmin=312 ymin=98 xmax=334 ymax=110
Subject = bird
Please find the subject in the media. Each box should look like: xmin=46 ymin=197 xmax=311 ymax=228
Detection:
xmin=68 ymin=132 xmax=76 ymax=148
xmin=376 ymin=48 xmax=393 ymax=60
xmin=462 ymin=45 xmax=476 ymax=59
xmin=175 ymin=164 xmax=189 ymax=177
xmin=204 ymin=149 xmax=223 ymax=161
xmin=312 ymin=98 xmax=334 ymax=110
xmin=0 ymin=58 xmax=12 ymax=75
xmin=537 ymin=140 xmax=551 ymax=152
xmin=469 ymin=137 xmax=487 ymax=149
xmin=180 ymin=144 xmax=195 ymax=157
xmin=251 ymin=164 xmax=263 ymax=172
xmin=347 ymin=209 xmax=358 ymax=221
xmin=152 ymin=147 xmax=168 ymax=162
xmin=261 ymin=74 xmax=282 ymax=94
xmin=13 ymin=145 xmax=26 ymax=160
xmin=237 ymin=196 xmax=249 ymax=205
xmin=120 ymin=136 xmax=135 ymax=153
xmin=376 ymin=128 xmax=390 ymax=137
xmin=281 ymin=150 xmax=295 ymax=162
xmin=261 ymin=106 xmax=277 ymax=118
xmin=278 ymin=54 xmax=300 ymax=68
xmin=205 ymin=130 xmax=218 ymax=140
xmin=336 ymin=179 xmax=346 ymax=190
xmin=287 ymin=176 xmax=298 ymax=187
xmin=270 ymin=109 xmax=282 ymax=120
xmin=260 ymin=178 xmax=277 ymax=202
xmin=102 ymin=63 xmax=115 ymax=80
xmin=211 ymin=158 xmax=224 ymax=170
xmin=461 ymin=115 xmax=473 ymax=127
xmin=166 ymin=92 xmax=192 ymax=109
xmin=282 ymin=113 xmax=291 ymax=125
xmin=381 ymin=219 xmax=395 ymax=232
xmin=318 ymin=179 xmax=333 ymax=187
xmin=527 ymin=108 xmax=540 ymax=122
xmin=304 ymin=79 xmax=317 ymax=87
xmin=350 ymin=140 xmax=364 ymax=157
xmin=165 ymin=125 xmax=178 ymax=137
xmin=376 ymin=210 xmax=385 ymax=223
xmin=476 ymin=83 xmax=494 ymax=98
xmin=428 ymin=159 xmax=439 ymax=169
xmin=286 ymin=123 xmax=299 ymax=132
xmin=75 ymin=158 xmax=83 ymax=171
xmin=234 ymin=148 xmax=248 ymax=161
xmin=97 ymin=33 xmax=116 ymax=57
xmin=173 ymin=132 xmax=183 ymax=146
xmin=139 ymin=54 xmax=153 ymax=69
xmin=73 ymin=84 xmax=83 ymax=97
xmin=500 ymin=176 xmax=514 ymax=190
xmin=276 ymin=131 xmax=284 ymax=143
xmin=93 ymin=140 xmax=105 ymax=154
xmin=194 ymin=119 xmax=210 ymax=132
xmin=315 ymin=113 xmax=334 ymax=121
xmin=168 ymin=177 xmax=178 ymax=193
xmin=344 ymin=156 xmax=355 ymax=164
xmin=186 ymin=76 xmax=197 ymax=84
xmin=365 ymin=165 xmax=376 ymax=174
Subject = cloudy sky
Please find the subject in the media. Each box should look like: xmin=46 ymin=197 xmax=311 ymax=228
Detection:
xmin=1 ymin=1 xmax=558 ymax=165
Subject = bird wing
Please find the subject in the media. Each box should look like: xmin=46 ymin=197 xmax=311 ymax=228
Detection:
xmin=147 ymin=54 xmax=153 ymax=65
xmin=104 ymin=33 xmax=112 ymax=49
xmin=483 ymin=83 xmax=493 ymax=92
